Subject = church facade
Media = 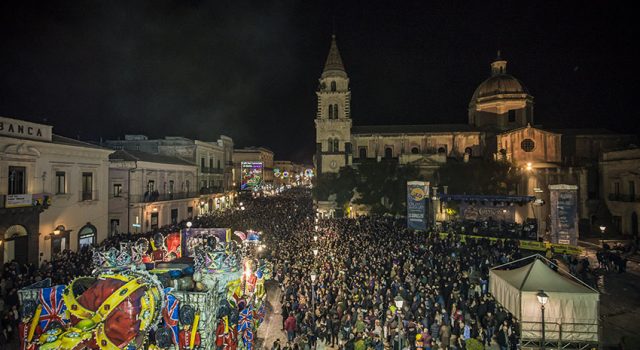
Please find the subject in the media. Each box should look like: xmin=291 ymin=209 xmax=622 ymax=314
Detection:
xmin=313 ymin=36 xmax=637 ymax=236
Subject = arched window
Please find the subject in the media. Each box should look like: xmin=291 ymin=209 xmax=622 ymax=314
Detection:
xmin=328 ymin=106 xmax=333 ymax=119
xmin=384 ymin=147 xmax=393 ymax=159
xmin=327 ymin=138 xmax=333 ymax=152
xmin=437 ymin=147 xmax=446 ymax=154
xmin=333 ymin=139 xmax=339 ymax=152
xmin=333 ymin=104 xmax=339 ymax=119
xmin=78 ymin=222 xmax=97 ymax=249
xmin=411 ymin=147 xmax=420 ymax=154
xmin=464 ymin=147 xmax=473 ymax=156
xmin=331 ymin=81 xmax=336 ymax=91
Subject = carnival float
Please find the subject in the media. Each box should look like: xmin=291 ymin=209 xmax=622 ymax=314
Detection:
xmin=18 ymin=227 xmax=271 ymax=350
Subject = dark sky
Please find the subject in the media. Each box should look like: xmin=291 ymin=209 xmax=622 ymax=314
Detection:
xmin=1 ymin=1 xmax=638 ymax=163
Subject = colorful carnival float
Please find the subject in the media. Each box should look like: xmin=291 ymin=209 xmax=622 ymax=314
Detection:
xmin=18 ymin=228 xmax=271 ymax=350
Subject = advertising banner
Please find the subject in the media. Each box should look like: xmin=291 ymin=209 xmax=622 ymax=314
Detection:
xmin=241 ymin=161 xmax=264 ymax=191
xmin=549 ymin=184 xmax=579 ymax=246
xmin=407 ymin=181 xmax=429 ymax=230
xmin=459 ymin=203 xmax=515 ymax=222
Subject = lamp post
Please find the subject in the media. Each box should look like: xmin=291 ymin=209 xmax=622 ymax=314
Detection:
xmin=310 ymin=272 xmax=317 ymax=332
xmin=599 ymin=225 xmax=606 ymax=248
xmin=314 ymin=235 xmax=318 ymax=242
xmin=394 ymin=295 xmax=404 ymax=350
xmin=313 ymin=248 xmax=318 ymax=257
xmin=537 ymin=290 xmax=549 ymax=350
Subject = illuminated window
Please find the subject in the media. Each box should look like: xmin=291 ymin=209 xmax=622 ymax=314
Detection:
xmin=521 ymin=139 xmax=535 ymax=152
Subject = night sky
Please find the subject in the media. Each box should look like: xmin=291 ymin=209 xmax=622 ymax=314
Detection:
xmin=1 ymin=1 xmax=637 ymax=163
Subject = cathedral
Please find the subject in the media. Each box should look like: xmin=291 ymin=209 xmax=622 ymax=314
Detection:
xmin=314 ymin=35 xmax=637 ymax=236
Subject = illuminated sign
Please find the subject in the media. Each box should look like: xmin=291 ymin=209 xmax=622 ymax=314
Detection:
xmin=241 ymin=161 xmax=263 ymax=190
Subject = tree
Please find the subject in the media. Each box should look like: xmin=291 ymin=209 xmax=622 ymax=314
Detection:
xmin=434 ymin=158 xmax=521 ymax=195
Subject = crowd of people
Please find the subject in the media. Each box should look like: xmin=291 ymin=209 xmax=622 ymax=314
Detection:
xmin=440 ymin=218 xmax=538 ymax=241
xmin=1 ymin=187 xmax=615 ymax=349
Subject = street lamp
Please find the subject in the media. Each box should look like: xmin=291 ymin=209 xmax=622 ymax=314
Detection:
xmin=186 ymin=221 xmax=192 ymax=228
xmin=599 ymin=226 xmax=606 ymax=247
xmin=537 ymin=290 xmax=549 ymax=350
xmin=394 ymin=295 xmax=404 ymax=350
xmin=310 ymin=271 xmax=317 ymax=348
xmin=314 ymin=235 xmax=318 ymax=242
xmin=312 ymin=248 xmax=318 ymax=257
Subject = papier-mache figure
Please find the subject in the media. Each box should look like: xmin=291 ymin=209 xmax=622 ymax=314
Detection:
xmin=178 ymin=305 xmax=201 ymax=350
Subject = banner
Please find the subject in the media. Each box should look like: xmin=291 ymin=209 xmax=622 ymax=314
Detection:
xmin=549 ymin=185 xmax=579 ymax=246
xmin=241 ymin=162 xmax=263 ymax=191
xmin=437 ymin=232 xmax=582 ymax=255
xmin=459 ymin=203 xmax=515 ymax=222
xmin=407 ymin=181 xmax=429 ymax=230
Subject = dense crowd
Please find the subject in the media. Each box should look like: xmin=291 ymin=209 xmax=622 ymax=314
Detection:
xmin=440 ymin=219 xmax=537 ymax=241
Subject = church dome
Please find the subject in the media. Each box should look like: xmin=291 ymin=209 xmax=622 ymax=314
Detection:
xmin=470 ymin=55 xmax=529 ymax=105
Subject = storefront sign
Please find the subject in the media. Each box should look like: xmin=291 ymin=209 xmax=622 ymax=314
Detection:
xmin=407 ymin=181 xmax=429 ymax=230
xmin=0 ymin=116 xmax=52 ymax=142
xmin=5 ymin=194 xmax=33 ymax=208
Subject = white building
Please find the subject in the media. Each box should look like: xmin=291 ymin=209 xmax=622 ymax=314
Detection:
xmin=233 ymin=147 xmax=275 ymax=189
xmin=108 ymin=149 xmax=207 ymax=234
xmin=104 ymin=135 xmax=235 ymax=212
xmin=0 ymin=116 xmax=112 ymax=267
xmin=600 ymin=148 xmax=640 ymax=237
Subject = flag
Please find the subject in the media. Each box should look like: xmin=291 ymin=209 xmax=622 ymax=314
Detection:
xmin=234 ymin=231 xmax=247 ymax=241
xmin=254 ymin=302 xmax=266 ymax=326
xmin=37 ymin=286 xmax=68 ymax=331
xmin=162 ymin=292 xmax=180 ymax=345
xmin=237 ymin=304 xmax=253 ymax=332
xmin=241 ymin=328 xmax=254 ymax=350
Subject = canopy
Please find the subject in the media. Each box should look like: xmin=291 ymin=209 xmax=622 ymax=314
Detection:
xmin=489 ymin=257 xmax=599 ymax=343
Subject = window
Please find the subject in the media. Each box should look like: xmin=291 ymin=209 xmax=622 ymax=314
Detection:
xmin=359 ymin=147 xmax=367 ymax=159
xmin=217 ymin=159 xmax=221 ymax=169
xmin=614 ymin=182 xmax=620 ymax=196
xmin=186 ymin=180 xmax=190 ymax=194
xmin=78 ymin=223 xmax=97 ymax=248
xmin=508 ymin=110 xmax=516 ymax=123
xmin=81 ymin=172 xmax=93 ymax=201
xmin=411 ymin=147 xmax=420 ymax=154
xmin=113 ymin=184 xmax=122 ymax=197
xmin=8 ymin=166 xmax=26 ymax=195
xmin=327 ymin=138 xmax=333 ymax=152
xmin=521 ymin=139 xmax=535 ymax=152
xmin=384 ymin=147 xmax=393 ymax=159
xmin=630 ymin=181 xmax=636 ymax=200
xmin=110 ymin=219 xmax=120 ymax=236
xmin=331 ymin=81 xmax=336 ymax=91
xmin=147 ymin=180 xmax=155 ymax=192
xmin=437 ymin=147 xmax=446 ymax=154
xmin=209 ymin=158 xmax=213 ymax=169
xmin=328 ymin=106 xmax=333 ymax=119
xmin=151 ymin=212 xmax=159 ymax=229
xmin=169 ymin=180 xmax=174 ymax=194
xmin=333 ymin=104 xmax=339 ymax=119
xmin=333 ymin=139 xmax=339 ymax=152
xmin=200 ymin=157 xmax=205 ymax=169
xmin=171 ymin=208 xmax=178 ymax=225
xmin=55 ymin=171 xmax=66 ymax=194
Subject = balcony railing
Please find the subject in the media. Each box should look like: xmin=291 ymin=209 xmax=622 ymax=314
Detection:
xmin=200 ymin=167 xmax=224 ymax=174
xmin=199 ymin=187 xmax=223 ymax=195
xmin=608 ymin=193 xmax=640 ymax=202
xmin=130 ymin=192 xmax=197 ymax=203
xmin=79 ymin=190 xmax=98 ymax=202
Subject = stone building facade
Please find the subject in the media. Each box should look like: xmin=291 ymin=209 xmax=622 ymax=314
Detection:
xmin=313 ymin=36 xmax=637 ymax=237
xmin=1 ymin=116 xmax=112 ymax=267
xmin=600 ymin=148 xmax=640 ymax=237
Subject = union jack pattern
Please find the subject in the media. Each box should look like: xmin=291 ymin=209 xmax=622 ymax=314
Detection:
xmin=237 ymin=304 xmax=253 ymax=332
xmin=38 ymin=286 xmax=69 ymax=331
xmin=162 ymin=292 xmax=180 ymax=345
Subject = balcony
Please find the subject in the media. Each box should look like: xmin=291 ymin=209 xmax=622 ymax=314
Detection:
xmin=200 ymin=167 xmax=223 ymax=174
xmin=79 ymin=190 xmax=98 ymax=202
xmin=199 ymin=187 xmax=223 ymax=195
xmin=608 ymin=193 xmax=640 ymax=202
xmin=130 ymin=192 xmax=197 ymax=203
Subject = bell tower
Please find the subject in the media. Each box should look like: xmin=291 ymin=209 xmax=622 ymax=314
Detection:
xmin=315 ymin=35 xmax=352 ymax=174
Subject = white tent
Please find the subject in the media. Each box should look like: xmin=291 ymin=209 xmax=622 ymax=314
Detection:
xmin=489 ymin=257 xmax=599 ymax=343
